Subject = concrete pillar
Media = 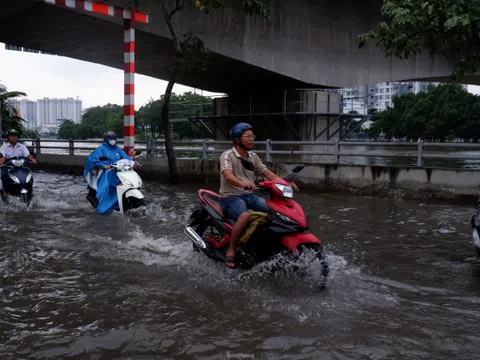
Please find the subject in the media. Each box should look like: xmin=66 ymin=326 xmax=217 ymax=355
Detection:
xmin=123 ymin=14 xmax=135 ymax=155
xmin=38 ymin=0 xmax=149 ymax=156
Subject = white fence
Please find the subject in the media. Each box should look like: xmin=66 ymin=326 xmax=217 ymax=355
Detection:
xmin=3 ymin=138 xmax=480 ymax=169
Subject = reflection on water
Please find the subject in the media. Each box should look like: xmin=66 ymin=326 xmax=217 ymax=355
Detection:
xmin=0 ymin=171 xmax=479 ymax=359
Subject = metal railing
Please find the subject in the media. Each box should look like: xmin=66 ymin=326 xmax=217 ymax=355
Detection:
xmin=3 ymin=138 xmax=480 ymax=169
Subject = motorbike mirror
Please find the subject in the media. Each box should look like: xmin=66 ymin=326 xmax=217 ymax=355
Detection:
xmin=134 ymin=149 xmax=142 ymax=156
xmin=292 ymin=165 xmax=305 ymax=174
xmin=240 ymin=158 xmax=255 ymax=171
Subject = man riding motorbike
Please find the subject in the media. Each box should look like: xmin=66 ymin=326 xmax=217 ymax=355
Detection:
xmin=219 ymin=122 xmax=299 ymax=269
xmin=83 ymin=131 xmax=133 ymax=214
xmin=0 ymin=129 xmax=37 ymax=200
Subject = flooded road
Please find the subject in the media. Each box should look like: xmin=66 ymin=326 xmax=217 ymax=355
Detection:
xmin=1 ymin=171 xmax=480 ymax=359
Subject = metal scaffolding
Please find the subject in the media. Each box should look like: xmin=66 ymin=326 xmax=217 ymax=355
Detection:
xmin=176 ymin=89 xmax=371 ymax=141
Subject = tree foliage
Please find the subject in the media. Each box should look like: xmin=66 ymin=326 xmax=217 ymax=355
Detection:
xmin=358 ymin=0 xmax=480 ymax=77
xmin=57 ymin=104 xmax=124 ymax=139
xmin=137 ymin=91 xmax=213 ymax=139
xmin=0 ymin=83 xmax=37 ymax=138
xmin=366 ymin=83 xmax=480 ymax=140
xmin=57 ymin=120 xmax=77 ymax=139
xmin=194 ymin=0 xmax=269 ymax=17
xmin=57 ymin=92 xmax=214 ymax=140
xmin=151 ymin=0 xmax=269 ymax=184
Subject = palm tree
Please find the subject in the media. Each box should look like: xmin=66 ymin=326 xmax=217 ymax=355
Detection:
xmin=0 ymin=83 xmax=36 ymax=138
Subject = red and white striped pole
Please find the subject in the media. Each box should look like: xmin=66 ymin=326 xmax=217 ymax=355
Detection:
xmin=124 ymin=10 xmax=135 ymax=156
xmin=38 ymin=0 xmax=149 ymax=155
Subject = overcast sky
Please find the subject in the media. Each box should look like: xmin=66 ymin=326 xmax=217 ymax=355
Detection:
xmin=1 ymin=42 xmax=479 ymax=110
xmin=0 ymin=43 xmax=222 ymax=109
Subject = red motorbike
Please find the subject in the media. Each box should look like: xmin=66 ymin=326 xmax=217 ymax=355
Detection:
xmin=185 ymin=162 xmax=329 ymax=287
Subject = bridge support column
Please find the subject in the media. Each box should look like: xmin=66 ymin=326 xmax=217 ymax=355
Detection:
xmin=38 ymin=0 xmax=149 ymax=155
xmin=124 ymin=13 xmax=135 ymax=155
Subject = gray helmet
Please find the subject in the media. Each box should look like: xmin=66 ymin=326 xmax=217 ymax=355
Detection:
xmin=103 ymin=131 xmax=117 ymax=139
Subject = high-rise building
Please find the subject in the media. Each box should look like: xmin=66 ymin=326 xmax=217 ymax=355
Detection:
xmin=35 ymin=97 xmax=82 ymax=132
xmin=339 ymin=82 xmax=468 ymax=113
xmin=11 ymin=99 xmax=37 ymax=129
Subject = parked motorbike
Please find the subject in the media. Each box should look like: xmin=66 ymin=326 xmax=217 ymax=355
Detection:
xmin=86 ymin=157 xmax=145 ymax=214
xmin=1 ymin=156 xmax=34 ymax=205
xmin=185 ymin=160 xmax=329 ymax=287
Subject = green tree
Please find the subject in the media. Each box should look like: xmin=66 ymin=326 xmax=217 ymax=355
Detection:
xmin=0 ymin=83 xmax=37 ymax=138
xmin=358 ymin=0 xmax=480 ymax=77
xmin=57 ymin=120 xmax=77 ymax=139
xmin=146 ymin=0 xmax=269 ymax=184
xmin=57 ymin=104 xmax=126 ymax=139
xmin=106 ymin=112 xmax=124 ymax=137
xmin=81 ymin=104 xmax=123 ymax=138
xmin=366 ymin=83 xmax=480 ymax=140
xmin=137 ymin=91 xmax=213 ymax=140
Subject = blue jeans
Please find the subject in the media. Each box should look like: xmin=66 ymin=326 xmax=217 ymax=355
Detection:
xmin=219 ymin=193 xmax=270 ymax=221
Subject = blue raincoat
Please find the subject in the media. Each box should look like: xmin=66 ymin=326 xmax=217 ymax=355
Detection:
xmin=83 ymin=140 xmax=132 ymax=214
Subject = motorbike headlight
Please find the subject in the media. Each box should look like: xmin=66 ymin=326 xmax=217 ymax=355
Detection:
xmin=119 ymin=175 xmax=133 ymax=187
xmin=26 ymin=172 xmax=32 ymax=183
xmin=274 ymin=184 xmax=293 ymax=198
xmin=275 ymin=211 xmax=298 ymax=224
xmin=12 ymin=159 xmax=24 ymax=167
xmin=8 ymin=173 xmax=20 ymax=184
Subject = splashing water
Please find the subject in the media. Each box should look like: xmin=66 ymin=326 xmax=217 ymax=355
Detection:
xmin=2 ymin=172 xmax=480 ymax=359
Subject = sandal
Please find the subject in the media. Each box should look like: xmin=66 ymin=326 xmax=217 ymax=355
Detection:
xmin=225 ymin=255 xmax=236 ymax=269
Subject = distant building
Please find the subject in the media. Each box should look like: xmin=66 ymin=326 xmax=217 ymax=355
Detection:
xmin=11 ymin=99 xmax=37 ymax=129
xmin=339 ymin=82 xmax=468 ymax=112
xmin=36 ymin=97 xmax=82 ymax=129
xmin=13 ymin=97 xmax=82 ymax=132
xmin=342 ymin=99 xmax=367 ymax=114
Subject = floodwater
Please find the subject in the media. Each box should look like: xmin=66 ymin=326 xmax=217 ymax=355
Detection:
xmin=1 ymin=171 xmax=480 ymax=359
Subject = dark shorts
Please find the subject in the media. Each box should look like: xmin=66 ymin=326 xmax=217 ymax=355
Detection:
xmin=219 ymin=193 xmax=270 ymax=221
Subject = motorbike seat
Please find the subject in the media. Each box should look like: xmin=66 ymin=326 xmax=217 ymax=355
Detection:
xmin=199 ymin=190 xmax=224 ymax=217
xmin=198 ymin=189 xmax=236 ymax=225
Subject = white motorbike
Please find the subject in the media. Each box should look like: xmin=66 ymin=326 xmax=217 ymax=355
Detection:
xmin=86 ymin=159 xmax=146 ymax=214
xmin=471 ymin=201 xmax=480 ymax=257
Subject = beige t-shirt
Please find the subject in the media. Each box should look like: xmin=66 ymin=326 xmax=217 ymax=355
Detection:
xmin=219 ymin=147 xmax=267 ymax=197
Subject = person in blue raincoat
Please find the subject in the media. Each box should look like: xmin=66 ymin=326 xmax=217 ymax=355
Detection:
xmin=84 ymin=131 xmax=132 ymax=214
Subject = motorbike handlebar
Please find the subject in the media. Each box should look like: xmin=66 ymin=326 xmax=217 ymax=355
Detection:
xmin=110 ymin=161 xmax=140 ymax=169
xmin=243 ymin=184 xmax=267 ymax=191
xmin=2 ymin=157 xmax=32 ymax=166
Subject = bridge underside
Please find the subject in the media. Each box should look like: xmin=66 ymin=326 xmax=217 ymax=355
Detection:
xmin=0 ymin=1 xmax=320 ymax=93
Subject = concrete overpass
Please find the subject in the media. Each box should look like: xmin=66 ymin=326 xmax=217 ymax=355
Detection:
xmin=1 ymin=0 xmax=475 ymax=94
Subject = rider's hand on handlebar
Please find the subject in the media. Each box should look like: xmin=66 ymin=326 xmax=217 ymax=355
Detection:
xmin=30 ymin=158 xmax=37 ymax=164
xmin=104 ymin=164 xmax=111 ymax=170
xmin=243 ymin=182 xmax=256 ymax=191
xmin=291 ymin=182 xmax=299 ymax=192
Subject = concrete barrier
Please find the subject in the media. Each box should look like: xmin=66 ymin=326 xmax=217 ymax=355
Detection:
xmin=36 ymin=154 xmax=480 ymax=201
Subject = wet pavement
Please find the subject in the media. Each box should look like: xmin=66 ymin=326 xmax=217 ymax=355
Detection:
xmin=1 ymin=171 xmax=480 ymax=359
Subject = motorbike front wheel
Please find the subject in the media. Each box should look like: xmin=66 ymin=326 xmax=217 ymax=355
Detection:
xmin=296 ymin=243 xmax=329 ymax=289
xmin=21 ymin=192 xmax=32 ymax=206
xmin=124 ymin=197 xmax=146 ymax=215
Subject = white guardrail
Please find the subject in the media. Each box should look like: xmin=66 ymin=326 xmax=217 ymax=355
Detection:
xmin=2 ymin=138 xmax=480 ymax=168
